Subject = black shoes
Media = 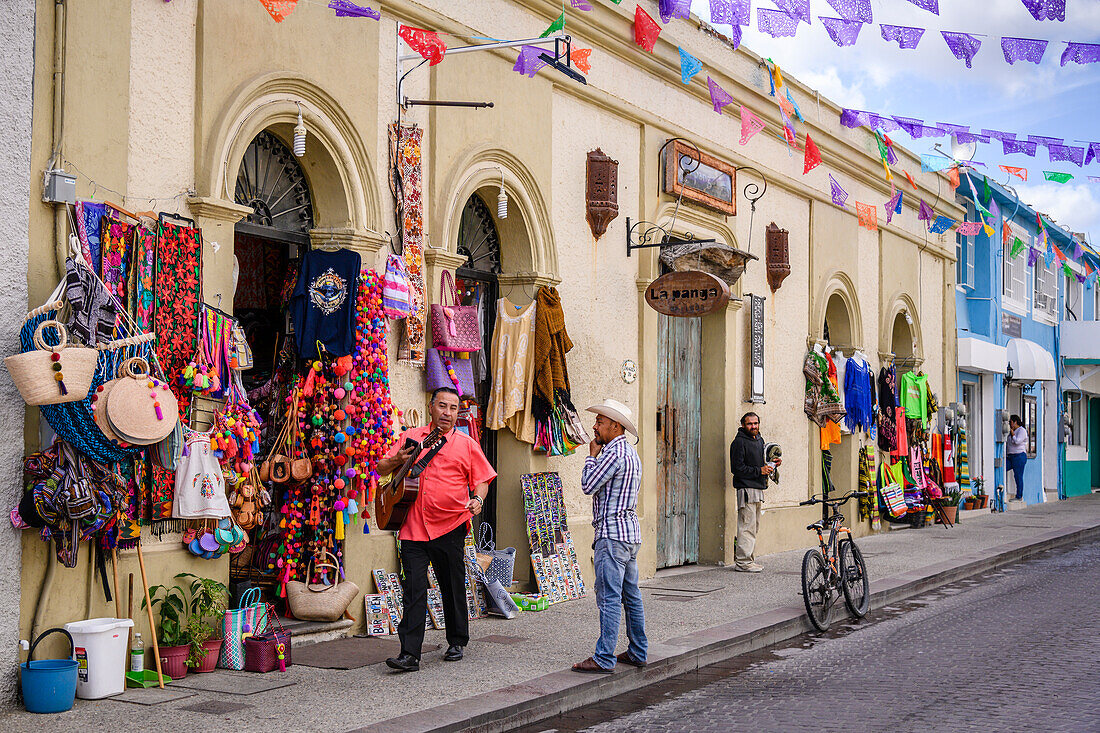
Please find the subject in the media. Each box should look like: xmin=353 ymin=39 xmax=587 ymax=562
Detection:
xmin=385 ymin=653 xmax=420 ymax=672
xmin=443 ymin=645 xmax=464 ymax=661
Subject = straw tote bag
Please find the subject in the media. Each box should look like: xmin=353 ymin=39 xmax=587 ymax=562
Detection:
xmin=285 ymin=552 xmax=360 ymax=622
xmin=429 ymin=270 xmax=480 ymax=352
xmin=5 ymin=320 xmax=98 ymax=406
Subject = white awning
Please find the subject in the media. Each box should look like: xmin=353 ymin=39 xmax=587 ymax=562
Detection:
xmin=1007 ymin=338 xmax=1056 ymax=382
xmin=957 ymin=337 xmax=1008 ymax=374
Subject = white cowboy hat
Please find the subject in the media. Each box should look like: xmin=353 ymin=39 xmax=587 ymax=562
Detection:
xmin=586 ymin=398 xmax=638 ymax=438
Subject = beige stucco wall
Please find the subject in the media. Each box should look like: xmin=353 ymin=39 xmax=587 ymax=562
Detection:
xmin=18 ymin=0 xmax=961 ymax=656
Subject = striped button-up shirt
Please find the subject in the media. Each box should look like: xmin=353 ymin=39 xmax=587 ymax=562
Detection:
xmin=581 ymin=435 xmax=642 ymax=543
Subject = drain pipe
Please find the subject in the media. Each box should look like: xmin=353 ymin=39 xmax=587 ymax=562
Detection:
xmin=51 ymin=0 xmax=68 ymax=280
xmin=32 ymin=0 xmax=67 ymax=642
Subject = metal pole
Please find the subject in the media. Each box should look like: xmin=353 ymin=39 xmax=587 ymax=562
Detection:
xmin=397 ymin=32 xmax=565 ymax=62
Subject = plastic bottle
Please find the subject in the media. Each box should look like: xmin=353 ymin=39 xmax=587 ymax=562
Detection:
xmin=130 ymin=633 xmax=144 ymax=673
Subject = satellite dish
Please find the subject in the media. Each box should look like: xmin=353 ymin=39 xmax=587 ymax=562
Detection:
xmin=950 ymin=134 xmax=978 ymax=164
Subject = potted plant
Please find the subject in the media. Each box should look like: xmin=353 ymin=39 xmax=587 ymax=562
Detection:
xmin=973 ymin=477 xmax=989 ymax=509
xmin=143 ymin=573 xmax=228 ymax=678
xmin=178 ymin=573 xmax=228 ymax=673
xmin=963 ymin=495 xmax=979 ymax=510
xmin=143 ymin=578 xmax=190 ymax=679
xmin=936 ymin=488 xmax=962 ymax=524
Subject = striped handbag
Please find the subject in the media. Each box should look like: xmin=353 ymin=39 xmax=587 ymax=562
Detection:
xmin=382 ymin=254 xmax=412 ymax=320
xmin=218 ymin=588 xmax=268 ymax=670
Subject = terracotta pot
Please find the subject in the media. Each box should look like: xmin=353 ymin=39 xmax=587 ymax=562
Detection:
xmin=963 ymin=498 xmax=978 ymax=510
xmin=159 ymin=644 xmax=189 ymax=680
xmin=193 ymin=637 xmax=223 ymax=673
xmin=978 ymin=495 xmax=989 ymax=509
xmin=936 ymin=505 xmax=958 ymax=524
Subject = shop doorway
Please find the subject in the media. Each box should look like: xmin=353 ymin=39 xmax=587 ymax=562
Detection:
xmin=960 ymin=379 xmax=982 ymax=482
xmin=1090 ymin=398 xmax=1100 ymax=489
xmin=656 ymin=313 xmax=701 ymax=568
xmin=823 ymin=293 xmax=857 ymax=494
xmin=455 ymin=193 xmax=502 ymax=528
xmin=233 ymin=129 xmax=313 ymax=390
xmin=230 ymin=129 xmax=314 ymax=593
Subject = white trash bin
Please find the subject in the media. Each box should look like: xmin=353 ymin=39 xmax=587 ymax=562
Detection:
xmin=63 ymin=617 xmax=134 ymax=699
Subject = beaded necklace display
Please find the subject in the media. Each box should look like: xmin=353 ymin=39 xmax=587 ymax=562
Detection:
xmin=265 ymin=269 xmax=395 ymax=592
xmin=347 ymin=268 xmax=396 ymax=521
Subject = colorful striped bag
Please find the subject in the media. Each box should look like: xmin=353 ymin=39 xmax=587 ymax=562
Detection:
xmin=218 ymin=587 xmax=269 ymax=670
xmin=382 ymin=254 xmax=412 ymax=320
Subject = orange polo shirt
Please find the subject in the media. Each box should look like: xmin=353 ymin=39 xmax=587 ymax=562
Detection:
xmin=383 ymin=426 xmax=497 ymax=542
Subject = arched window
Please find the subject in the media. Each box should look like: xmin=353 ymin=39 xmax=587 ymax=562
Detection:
xmin=234 ymin=130 xmax=315 ymax=235
xmin=456 ymin=194 xmax=502 ymax=274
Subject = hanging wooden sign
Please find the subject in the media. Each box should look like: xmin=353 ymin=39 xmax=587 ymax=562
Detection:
xmin=644 ymin=271 xmax=729 ymax=317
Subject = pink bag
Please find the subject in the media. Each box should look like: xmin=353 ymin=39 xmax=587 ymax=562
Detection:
xmin=430 ymin=271 xmax=481 ymax=352
xmin=382 ymin=254 xmax=412 ymax=320
xmin=426 ymin=348 xmax=475 ymax=397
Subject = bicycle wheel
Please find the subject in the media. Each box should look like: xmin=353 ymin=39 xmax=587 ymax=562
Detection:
xmin=800 ymin=549 xmax=832 ymax=632
xmin=839 ymin=539 xmax=870 ymax=618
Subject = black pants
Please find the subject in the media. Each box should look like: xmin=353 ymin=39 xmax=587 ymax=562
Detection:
xmin=397 ymin=523 xmax=470 ymax=658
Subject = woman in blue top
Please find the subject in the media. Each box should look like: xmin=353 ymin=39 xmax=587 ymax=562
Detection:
xmin=1006 ymin=414 xmax=1028 ymax=501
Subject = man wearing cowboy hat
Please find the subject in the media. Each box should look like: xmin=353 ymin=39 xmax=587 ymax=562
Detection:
xmin=572 ymin=398 xmax=648 ymax=674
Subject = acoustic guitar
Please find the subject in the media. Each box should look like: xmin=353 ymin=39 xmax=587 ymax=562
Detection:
xmin=375 ymin=428 xmax=444 ymax=531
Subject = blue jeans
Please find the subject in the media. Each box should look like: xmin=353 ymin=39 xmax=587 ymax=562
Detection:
xmin=592 ymin=538 xmax=647 ymax=669
xmin=1007 ymin=452 xmax=1027 ymax=500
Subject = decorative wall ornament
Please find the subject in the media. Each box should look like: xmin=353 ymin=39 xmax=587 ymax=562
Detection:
xmin=620 ymin=360 xmax=637 ymax=384
xmin=585 ymin=149 xmax=619 ymax=240
xmin=765 ymin=223 xmax=790 ymax=292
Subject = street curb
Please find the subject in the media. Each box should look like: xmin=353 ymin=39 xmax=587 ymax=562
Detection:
xmin=366 ymin=521 xmax=1100 ymax=733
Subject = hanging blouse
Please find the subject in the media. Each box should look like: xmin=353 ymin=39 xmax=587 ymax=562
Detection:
xmin=485 ymin=298 xmax=537 ymax=444
xmin=843 ymin=357 xmax=874 ymax=432
xmin=803 ymin=351 xmax=845 ymax=427
xmin=820 ymin=353 xmax=843 ymax=449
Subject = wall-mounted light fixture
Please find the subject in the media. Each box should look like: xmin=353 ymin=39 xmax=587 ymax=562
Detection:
xmin=293 ymin=102 xmax=307 ymax=157
xmin=496 ymin=169 xmax=508 ymax=220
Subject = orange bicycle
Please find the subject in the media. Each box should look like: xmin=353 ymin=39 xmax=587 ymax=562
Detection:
xmin=798 ymin=490 xmax=871 ymax=631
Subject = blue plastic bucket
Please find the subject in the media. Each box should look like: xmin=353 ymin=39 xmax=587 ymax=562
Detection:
xmin=20 ymin=628 xmax=78 ymax=713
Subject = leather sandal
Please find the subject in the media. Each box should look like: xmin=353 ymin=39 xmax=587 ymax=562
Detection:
xmin=616 ymin=651 xmax=646 ymax=668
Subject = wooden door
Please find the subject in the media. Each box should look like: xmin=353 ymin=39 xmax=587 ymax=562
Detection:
xmin=656 ymin=314 xmax=702 ymax=568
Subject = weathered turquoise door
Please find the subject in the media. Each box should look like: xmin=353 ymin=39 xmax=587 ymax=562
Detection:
xmin=656 ymin=313 xmax=701 ymax=567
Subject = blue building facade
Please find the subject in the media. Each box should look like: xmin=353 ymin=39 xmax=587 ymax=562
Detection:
xmin=952 ymin=175 xmax=1096 ymax=505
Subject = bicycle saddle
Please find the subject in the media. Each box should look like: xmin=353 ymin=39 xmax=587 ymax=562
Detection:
xmin=806 ymin=519 xmax=827 ymax=531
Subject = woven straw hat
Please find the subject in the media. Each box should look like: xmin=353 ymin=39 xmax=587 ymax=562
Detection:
xmin=91 ymin=377 xmax=128 ymax=446
xmin=105 ymin=357 xmax=179 ymax=446
xmin=586 ymin=398 xmax=638 ymax=438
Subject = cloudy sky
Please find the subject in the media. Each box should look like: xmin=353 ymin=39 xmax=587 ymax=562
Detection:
xmin=687 ymin=0 xmax=1100 ymax=241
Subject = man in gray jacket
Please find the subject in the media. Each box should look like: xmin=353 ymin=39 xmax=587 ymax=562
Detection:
xmin=729 ymin=412 xmax=780 ymax=572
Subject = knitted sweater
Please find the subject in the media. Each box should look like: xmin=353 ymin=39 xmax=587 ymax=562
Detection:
xmin=533 ymin=286 xmax=573 ymax=404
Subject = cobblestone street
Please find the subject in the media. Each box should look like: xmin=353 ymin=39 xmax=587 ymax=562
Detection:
xmin=525 ymin=539 xmax=1100 ymax=733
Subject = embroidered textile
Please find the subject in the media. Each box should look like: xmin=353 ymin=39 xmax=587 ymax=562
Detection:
xmin=128 ymin=225 xmax=157 ymax=330
xmin=390 ymin=124 xmax=427 ymax=366
xmin=76 ymin=201 xmax=107 ymax=273
xmin=154 ymin=221 xmax=202 ymax=418
xmin=100 ymin=217 xmax=132 ymax=305
xmin=803 ymin=351 xmax=845 ymax=428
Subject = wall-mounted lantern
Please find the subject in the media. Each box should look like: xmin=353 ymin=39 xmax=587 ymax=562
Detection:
xmin=586 ymin=148 xmax=619 ymax=240
xmin=765 ymin=222 xmax=790 ymax=292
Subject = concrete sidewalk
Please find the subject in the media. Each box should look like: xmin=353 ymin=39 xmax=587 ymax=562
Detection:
xmin=9 ymin=496 xmax=1100 ymax=732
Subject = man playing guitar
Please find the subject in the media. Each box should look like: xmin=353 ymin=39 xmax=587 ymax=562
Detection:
xmin=376 ymin=387 xmax=496 ymax=672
